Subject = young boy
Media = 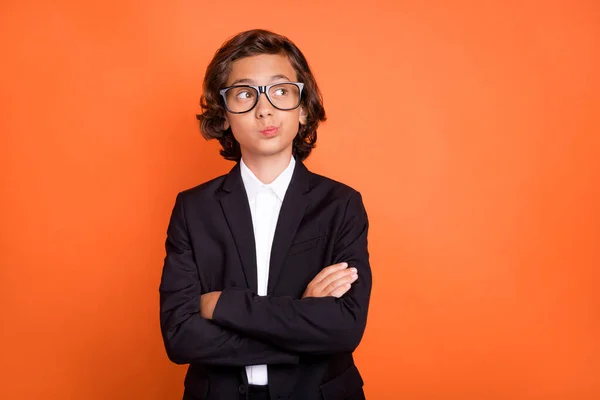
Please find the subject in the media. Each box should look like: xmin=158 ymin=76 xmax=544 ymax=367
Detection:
xmin=159 ymin=29 xmax=372 ymax=400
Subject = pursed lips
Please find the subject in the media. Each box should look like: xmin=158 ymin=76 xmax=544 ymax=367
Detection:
xmin=259 ymin=126 xmax=279 ymax=135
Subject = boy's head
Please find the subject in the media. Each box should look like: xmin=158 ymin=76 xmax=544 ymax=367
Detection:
xmin=197 ymin=29 xmax=326 ymax=162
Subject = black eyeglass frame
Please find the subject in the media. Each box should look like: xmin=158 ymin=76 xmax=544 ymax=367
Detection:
xmin=219 ymin=82 xmax=305 ymax=114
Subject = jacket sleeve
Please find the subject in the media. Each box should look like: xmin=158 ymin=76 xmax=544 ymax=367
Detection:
xmin=159 ymin=193 xmax=299 ymax=366
xmin=212 ymin=191 xmax=372 ymax=355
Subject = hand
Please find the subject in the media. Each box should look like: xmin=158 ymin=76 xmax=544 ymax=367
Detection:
xmin=200 ymin=291 xmax=222 ymax=319
xmin=302 ymin=262 xmax=358 ymax=299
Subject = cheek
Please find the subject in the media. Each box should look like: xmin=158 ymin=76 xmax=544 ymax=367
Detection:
xmin=283 ymin=111 xmax=302 ymax=130
xmin=228 ymin=116 xmax=254 ymax=136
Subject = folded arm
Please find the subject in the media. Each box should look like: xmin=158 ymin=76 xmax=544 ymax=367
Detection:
xmin=159 ymin=193 xmax=299 ymax=366
xmin=211 ymin=191 xmax=372 ymax=355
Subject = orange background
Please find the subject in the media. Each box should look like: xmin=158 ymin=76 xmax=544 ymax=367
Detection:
xmin=1 ymin=0 xmax=599 ymax=399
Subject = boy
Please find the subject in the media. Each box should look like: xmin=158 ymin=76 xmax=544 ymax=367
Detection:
xmin=159 ymin=29 xmax=371 ymax=400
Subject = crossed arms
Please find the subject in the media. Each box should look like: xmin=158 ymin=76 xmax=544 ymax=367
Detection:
xmin=159 ymin=191 xmax=371 ymax=366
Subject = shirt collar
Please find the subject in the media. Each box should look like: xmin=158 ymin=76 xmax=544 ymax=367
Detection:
xmin=240 ymin=155 xmax=296 ymax=202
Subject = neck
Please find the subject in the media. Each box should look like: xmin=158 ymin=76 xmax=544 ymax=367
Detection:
xmin=241 ymin=151 xmax=293 ymax=184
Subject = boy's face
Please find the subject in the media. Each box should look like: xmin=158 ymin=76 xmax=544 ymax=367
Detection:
xmin=223 ymin=53 xmax=307 ymax=162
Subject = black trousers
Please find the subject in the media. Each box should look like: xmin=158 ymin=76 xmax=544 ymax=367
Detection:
xmin=183 ymin=384 xmax=368 ymax=399
xmin=242 ymin=384 xmax=270 ymax=400
xmin=182 ymin=384 xmax=270 ymax=400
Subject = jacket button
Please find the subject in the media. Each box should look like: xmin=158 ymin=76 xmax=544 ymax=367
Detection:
xmin=238 ymin=384 xmax=246 ymax=395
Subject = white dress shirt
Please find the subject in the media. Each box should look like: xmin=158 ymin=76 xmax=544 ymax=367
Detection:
xmin=240 ymin=155 xmax=296 ymax=385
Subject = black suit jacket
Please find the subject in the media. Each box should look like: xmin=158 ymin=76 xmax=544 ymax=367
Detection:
xmin=159 ymin=160 xmax=372 ymax=400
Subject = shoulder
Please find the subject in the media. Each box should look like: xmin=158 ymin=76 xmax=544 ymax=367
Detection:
xmin=176 ymin=173 xmax=227 ymax=203
xmin=306 ymin=171 xmax=369 ymax=235
xmin=309 ymin=171 xmax=360 ymax=198
xmin=307 ymin=171 xmax=365 ymax=212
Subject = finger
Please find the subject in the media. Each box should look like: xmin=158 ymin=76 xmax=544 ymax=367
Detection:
xmin=317 ymin=267 xmax=357 ymax=290
xmin=311 ymin=262 xmax=348 ymax=284
xmin=316 ymin=270 xmax=356 ymax=294
xmin=306 ymin=269 xmax=353 ymax=298
xmin=328 ymin=283 xmax=352 ymax=298
xmin=322 ymin=272 xmax=358 ymax=296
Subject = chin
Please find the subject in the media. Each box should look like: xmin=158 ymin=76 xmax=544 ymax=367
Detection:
xmin=252 ymin=143 xmax=294 ymax=158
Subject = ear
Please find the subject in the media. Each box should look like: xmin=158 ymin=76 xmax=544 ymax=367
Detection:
xmin=299 ymin=106 xmax=308 ymax=125
xmin=223 ymin=115 xmax=230 ymax=131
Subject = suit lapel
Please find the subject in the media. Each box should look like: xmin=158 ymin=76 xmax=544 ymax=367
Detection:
xmin=218 ymin=163 xmax=258 ymax=294
xmin=267 ymin=161 xmax=311 ymax=294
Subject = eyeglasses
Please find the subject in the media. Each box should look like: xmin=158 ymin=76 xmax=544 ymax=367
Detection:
xmin=219 ymin=82 xmax=304 ymax=114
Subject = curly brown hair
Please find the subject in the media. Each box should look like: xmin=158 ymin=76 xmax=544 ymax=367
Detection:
xmin=196 ymin=29 xmax=326 ymax=162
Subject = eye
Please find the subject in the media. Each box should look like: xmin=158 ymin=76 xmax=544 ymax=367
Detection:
xmin=236 ymin=90 xmax=254 ymax=100
xmin=273 ymin=87 xmax=288 ymax=97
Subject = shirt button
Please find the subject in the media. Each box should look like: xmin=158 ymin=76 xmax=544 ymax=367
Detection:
xmin=238 ymin=384 xmax=246 ymax=395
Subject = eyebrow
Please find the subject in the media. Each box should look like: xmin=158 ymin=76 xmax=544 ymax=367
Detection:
xmin=229 ymin=74 xmax=291 ymax=86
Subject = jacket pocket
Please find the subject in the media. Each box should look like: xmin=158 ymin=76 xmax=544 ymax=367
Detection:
xmin=288 ymin=235 xmax=327 ymax=256
xmin=319 ymin=365 xmax=364 ymax=400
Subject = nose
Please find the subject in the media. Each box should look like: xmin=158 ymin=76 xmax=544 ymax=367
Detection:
xmin=254 ymin=92 xmax=274 ymax=118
